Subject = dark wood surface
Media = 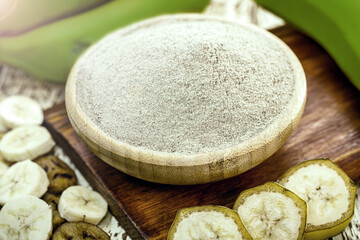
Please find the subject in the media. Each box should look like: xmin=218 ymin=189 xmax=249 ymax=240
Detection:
xmin=44 ymin=26 xmax=360 ymax=240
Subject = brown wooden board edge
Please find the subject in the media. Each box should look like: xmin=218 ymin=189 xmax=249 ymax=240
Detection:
xmin=43 ymin=120 xmax=147 ymax=240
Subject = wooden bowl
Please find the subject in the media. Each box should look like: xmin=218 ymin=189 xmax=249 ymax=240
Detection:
xmin=66 ymin=14 xmax=306 ymax=185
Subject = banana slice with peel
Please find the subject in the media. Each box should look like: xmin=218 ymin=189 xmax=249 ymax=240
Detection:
xmin=233 ymin=182 xmax=307 ymax=240
xmin=58 ymin=185 xmax=108 ymax=225
xmin=0 ymin=96 xmax=44 ymax=129
xmin=0 ymin=195 xmax=52 ymax=240
xmin=0 ymin=125 xmax=55 ymax=162
xmin=53 ymin=222 xmax=110 ymax=240
xmin=168 ymin=205 xmax=252 ymax=240
xmin=0 ymin=159 xmax=49 ymax=205
xmin=278 ymin=159 xmax=357 ymax=240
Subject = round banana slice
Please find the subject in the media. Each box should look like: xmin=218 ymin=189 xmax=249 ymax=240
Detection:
xmin=53 ymin=222 xmax=110 ymax=240
xmin=35 ymin=155 xmax=77 ymax=193
xmin=58 ymin=185 xmax=108 ymax=225
xmin=278 ymin=159 xmax=357 ymax=240
xmin=0 ymin=159 xmax=49 ymax=205
xmin=233 ymin=182 xmax=307 ymax=240
xmin=42 ymin=192 xmax=66 ymax=232
xmin=0 ymin=195 xmax=52 ymax=240
xmin=168 ymin=205 xmax=252 ymax=240
xmin=0 ymin=125 xmax=55 ymax=162
xmin=0 ymin=95 xmax=44 ymax=129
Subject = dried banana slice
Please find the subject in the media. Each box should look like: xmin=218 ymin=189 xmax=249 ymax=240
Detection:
xmin=278 ymin=159 xmax=357 ymax=240
xmin=233 ymin=182 xmax=306 ymax=240
xmin=43 ymin=191 xmax=61 ymax=205
xmin=168 ymin=205 xmax=252 ymax=240
xmin=35 ymin=155 xmax=77 ymax=193
xmin=42 ymin=192 xmax=65 ymax=232
xmin=52 ymin=222 xmax=110 ymax=240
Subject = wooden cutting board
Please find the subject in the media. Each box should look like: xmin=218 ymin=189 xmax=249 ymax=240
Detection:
xmin=44 ymin=26 xmax=360 ymax=240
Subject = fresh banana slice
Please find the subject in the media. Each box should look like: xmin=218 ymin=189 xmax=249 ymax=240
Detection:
xmin=278 ymin=159 xmax=357 ymax=240
xmin=0 ymin=161 xmax=8 ymax=177
xmin=0 ymin=159 xmax=49 ymax=205
xmin=0 ymin=195 xmax=52 ymax=240
xmin=52 ymin=222 xmax=110 ymax=240
xmin=233 ymin=182 xmax=307 ymax=240
xmin=35 ymin=155 xmax=77 ymax=193
xmin=0 ymin=125 xmax=55 ymax=162
xmin=58 ymin=185 xmax=108 ymax=225
xmin=0 ymin=95 xmax=44 ymax=129
xmin=42 ymin=192 xmax=65 ymax=232
xmin=168 ymin=205 xmax=252 ymax=240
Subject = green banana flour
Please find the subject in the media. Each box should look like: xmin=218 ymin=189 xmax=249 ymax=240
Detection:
xmin=75 ymin=16 xmax=296 ymax=154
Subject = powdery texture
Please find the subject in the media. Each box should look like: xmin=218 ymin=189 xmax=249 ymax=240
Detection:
xmin=75 ymin=18 xmax=295 ymax=154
